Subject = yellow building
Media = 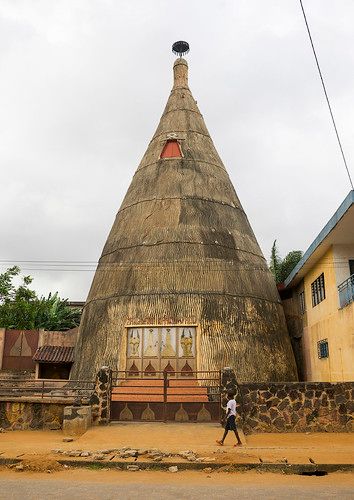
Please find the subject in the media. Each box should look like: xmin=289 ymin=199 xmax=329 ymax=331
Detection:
xmin=284 ymin=190 xmax=354 ymax=382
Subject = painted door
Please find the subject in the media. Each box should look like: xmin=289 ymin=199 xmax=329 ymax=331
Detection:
xmin=126 ymin=326 xmax=196 ymax=378
xmin=2 ymin=330 xmax=39 ymax=371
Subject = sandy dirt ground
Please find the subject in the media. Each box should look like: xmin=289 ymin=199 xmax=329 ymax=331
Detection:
xmin=1 ymin=423 xmax=354 ymax=465
xmin=0 ymin=470 xmax=354 ymax=500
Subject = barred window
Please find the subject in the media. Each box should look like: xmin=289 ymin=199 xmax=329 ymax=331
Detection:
xmin=317 ymin=339 xmax=329 ymax=359
xmin=349 ymin=259 xmax=354 ymax=276
xmin=311 ymin=273 xmax=325 ymax=307
xmin=299 ymin=291 xmax=306 ymax=314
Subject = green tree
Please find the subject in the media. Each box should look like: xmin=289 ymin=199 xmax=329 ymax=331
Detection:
xmin=0 ymin=266 xmax=81 ymax=330
xmin=269 ymin=240 xmax=282 ymax=284
xmin=280 ymin=250 xmax=303 ymax=283
xmin=269 ymin=241 xmax=303 ymax=284
xmin=0 ymin=266 xmax=35 ymax=303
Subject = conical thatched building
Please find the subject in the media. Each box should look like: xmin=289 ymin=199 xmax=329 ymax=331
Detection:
xmin=72 ymin=54 xmax=298 ymax=382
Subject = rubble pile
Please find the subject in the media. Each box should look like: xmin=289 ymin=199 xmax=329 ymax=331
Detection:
xmin=50 ymin=447 xmax=216 ymax=464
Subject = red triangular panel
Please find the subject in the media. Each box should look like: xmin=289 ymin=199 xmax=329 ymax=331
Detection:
xmin=160 ymin=140 xmax=182 ymax=158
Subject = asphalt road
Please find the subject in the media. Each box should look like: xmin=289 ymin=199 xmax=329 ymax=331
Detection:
xmin=1 ymin=477 xmax=354 ymax=500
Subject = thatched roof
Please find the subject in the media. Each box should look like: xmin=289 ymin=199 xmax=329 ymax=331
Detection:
xmin=72 ymin=58 xmax=298 ymax=382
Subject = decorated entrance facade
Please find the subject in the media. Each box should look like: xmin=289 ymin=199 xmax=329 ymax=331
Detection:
xmin=126 ymin=325 xmax=196 ymax=378
xmin=110 ymin=325 xmax=221 ymax=422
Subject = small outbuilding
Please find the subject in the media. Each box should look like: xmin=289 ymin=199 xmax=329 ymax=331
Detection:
xmin=33 ymin=345 xmax=75 ymax=379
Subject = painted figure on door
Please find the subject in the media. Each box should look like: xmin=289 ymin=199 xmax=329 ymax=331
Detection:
xmin=144 ymin=328 xmax=157 ymax=357
xmin=128 ymin=329 xmax=140 ymax=357
xmin=180 ymin=328 xmax=193 ymax=357
xmin=161 ymin=328 xmax=176 ymax=357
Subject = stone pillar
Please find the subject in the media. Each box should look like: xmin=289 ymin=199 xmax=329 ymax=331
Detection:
xmin=90 ymin=366 xmax=112 ymax=425
xmin=63 ymin=405 xmax=92 ymax=436
xmin=221 ymin=367 xmax=243 ymax=424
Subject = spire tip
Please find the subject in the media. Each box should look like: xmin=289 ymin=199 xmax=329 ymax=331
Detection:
xmin=172 ymin=41 xmax=190 ymax=58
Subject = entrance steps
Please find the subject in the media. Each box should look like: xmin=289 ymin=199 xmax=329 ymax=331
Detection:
xmin=111 ymin=378 xmax=209 ymax=403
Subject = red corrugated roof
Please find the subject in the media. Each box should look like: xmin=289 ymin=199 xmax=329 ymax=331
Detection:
xmin=33 ymin=345 xmax=75 ymax=364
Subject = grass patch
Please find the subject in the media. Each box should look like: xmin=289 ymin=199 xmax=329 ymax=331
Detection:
xmin=86 ymin=463 xmax=106 ymax=470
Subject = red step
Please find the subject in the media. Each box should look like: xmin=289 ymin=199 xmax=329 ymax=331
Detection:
xmin=111 ymin=394 xmax=208 ymax=402
xmin=111 ymin=378 xmax=209 ymax=402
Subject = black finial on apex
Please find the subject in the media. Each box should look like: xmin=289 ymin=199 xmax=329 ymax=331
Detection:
xmin=172 ymin=41 xmax=190 ymax=57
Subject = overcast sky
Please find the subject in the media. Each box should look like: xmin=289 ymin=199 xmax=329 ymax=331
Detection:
xmin=1 ymin=0 xmax=353 ymax=300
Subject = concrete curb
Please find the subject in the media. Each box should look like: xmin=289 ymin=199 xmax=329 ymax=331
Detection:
xmin=1 ymin=457 xmax=353 ymax=474
xmin=58 ymin=460 xmax=354 ymax=474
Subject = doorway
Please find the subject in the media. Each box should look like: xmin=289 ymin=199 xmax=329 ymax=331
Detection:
xmin=126 ymin=325 xmax=197 ymax=378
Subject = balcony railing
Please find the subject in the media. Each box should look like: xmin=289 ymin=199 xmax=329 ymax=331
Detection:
xmin=338 ymin=274 xmax=354 ymax=308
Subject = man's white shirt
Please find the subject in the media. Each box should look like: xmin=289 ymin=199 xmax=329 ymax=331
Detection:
xmin=226 ymin=399 xmax=236 ymax=416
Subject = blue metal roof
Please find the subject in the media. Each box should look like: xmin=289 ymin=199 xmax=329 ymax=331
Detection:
xmin=284 ymin=190 xmax=354 ymax=288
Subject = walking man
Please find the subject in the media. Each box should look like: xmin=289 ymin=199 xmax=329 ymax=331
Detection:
xmin=216 ymin=393 xmax=242 ymax=446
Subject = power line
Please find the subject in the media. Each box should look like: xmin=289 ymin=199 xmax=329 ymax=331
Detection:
xmin=0 ymin=257 xmax=352 ymax=265
xmin=0 ymin=262 xmax=351 ymax=272
xmin=299 ymin=0 xmax=354 ymax=190
xmin=0 ymin=260 xmax=97 ymax=264
xmin=3 ymin=269 xmax=96 ymax=272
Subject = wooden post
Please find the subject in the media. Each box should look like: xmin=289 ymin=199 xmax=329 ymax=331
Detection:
xmin=218 ymin=369 xmax=222 ymax=422
xmin=163 ymin=371 xmax=168 ymax=422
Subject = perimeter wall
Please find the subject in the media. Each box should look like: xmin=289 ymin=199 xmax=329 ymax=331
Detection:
xmin=236 ymin=382 xmax=353 ymax=433
xmin=0 ymin=370 xmax=352 ymax=432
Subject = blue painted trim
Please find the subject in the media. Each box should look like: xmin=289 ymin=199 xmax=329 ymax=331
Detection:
xmin=285 ymin=190 xmax=354 ymax=288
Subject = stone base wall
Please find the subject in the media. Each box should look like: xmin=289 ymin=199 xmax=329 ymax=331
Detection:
xmin=0 ymin=401 xmax=66 ymax=430
xmin=63 ymin=405 xmax=92 ymax=436
xmin=238 ymin=382 xmax=353 ymax=433
xmin=90 ymin=367 xmax=112 ymax=425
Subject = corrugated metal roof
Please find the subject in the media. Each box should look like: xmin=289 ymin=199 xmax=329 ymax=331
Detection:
xmin=33 ymin=345 xmax=75 ymax=364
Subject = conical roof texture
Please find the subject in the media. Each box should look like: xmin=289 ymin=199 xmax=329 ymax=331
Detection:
xmin=72 ymin=58 xmax=298 ymax=382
